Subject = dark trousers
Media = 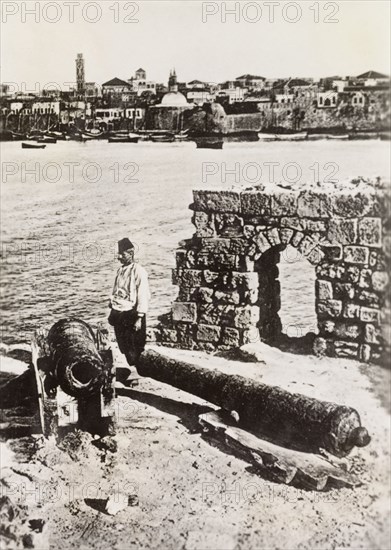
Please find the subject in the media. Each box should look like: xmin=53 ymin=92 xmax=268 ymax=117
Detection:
xmin=108 ymin=309 xmax=146 ymax=366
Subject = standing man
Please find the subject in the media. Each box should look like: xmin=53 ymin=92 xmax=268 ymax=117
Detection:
xmin=108 ymin=238 xmax=150 ymax=367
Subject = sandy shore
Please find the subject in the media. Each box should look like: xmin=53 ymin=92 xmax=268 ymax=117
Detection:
xmin=0 ymin=341 xmax=390 ymax=549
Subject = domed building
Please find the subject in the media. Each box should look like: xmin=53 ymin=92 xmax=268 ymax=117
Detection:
xmin=160 ymin=91 xmax=189 ymax=107
xmin=146 ymin=69 xmax=193 ymax=131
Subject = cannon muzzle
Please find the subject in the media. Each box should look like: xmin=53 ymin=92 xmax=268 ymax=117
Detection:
xmin=47 ymin=319 xmax=105 ymax=398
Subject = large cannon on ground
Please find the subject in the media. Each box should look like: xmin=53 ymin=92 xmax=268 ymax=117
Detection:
xmin=137 ymin=349 xmax=370 ymax=458
xmin=31 ymin=318 xmax=115 ymax=435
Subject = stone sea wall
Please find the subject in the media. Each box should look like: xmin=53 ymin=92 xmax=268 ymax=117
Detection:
xmin=156 ymin=180 xmax=390 ymax=364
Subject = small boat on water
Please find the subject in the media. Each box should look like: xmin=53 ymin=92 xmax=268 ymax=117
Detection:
xmin=274 ymin=132 xmax=308 ymax=141
xmin=195 ymin=139 xmax=224 ymax=149
xmin=326 ymin=134 xmax=349 ymax=140
xmin=175 ymin=130 xmax=189 ymax=141
xmin=38 ymin=136 xmax=57 ymax=144
xmin=108 ymin=135 xmax=139 ymax=143
xmin=150 ymin=134 xmax=175 ymax=143
xmin=258 ymin=132 xmax=277 ymax=141
xmin=22 ymin=142 xmax=46 ymax=149
xmin=307 ymin=134 xmax=329 ymax=141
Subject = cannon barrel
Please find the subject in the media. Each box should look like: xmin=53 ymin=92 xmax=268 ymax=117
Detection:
xmin=47 ymin=319 xmax=105 ymax=398
xmin=137 ymin=349 xmax=370 ymax=457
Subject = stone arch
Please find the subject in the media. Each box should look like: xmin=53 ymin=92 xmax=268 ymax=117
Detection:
xmin=158 ymin=186 xmax=390 ymax=365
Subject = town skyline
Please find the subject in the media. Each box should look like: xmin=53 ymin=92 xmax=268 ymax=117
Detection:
xmin=1 ymin=1 xmax=390 ymax=88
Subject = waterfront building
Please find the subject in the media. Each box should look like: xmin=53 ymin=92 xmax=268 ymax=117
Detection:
xmin=357 ymin=70 xmax=389 ymax=87
xmin=316 ymin=91 xmax=338 ymax=108
xmin=128 ymin=68 xmax=157 ymax=97
xmin=85 ymin=82 xmax=101 ymax=99
xmin=216 ymin=86 xmax=245 ymax=104
xmin=235 ymin=74 xmax=266 ymax=90
xmin=102 ymin=78 xmax=132 ymax=98
xmin=32 ymin=99 xmax=61 ymax=116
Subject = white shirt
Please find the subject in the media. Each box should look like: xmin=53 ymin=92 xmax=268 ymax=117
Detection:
xmin=111 ymin=262 xmax=150 ymax=314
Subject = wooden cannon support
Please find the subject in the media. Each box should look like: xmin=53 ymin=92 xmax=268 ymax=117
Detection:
xmin=137 ymin=349 xmax=371 ymax=489
xmin=31 ymin=319 xmax=116 ymax=436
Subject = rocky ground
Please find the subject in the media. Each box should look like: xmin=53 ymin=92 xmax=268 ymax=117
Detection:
xmin=0 ymin=341 xmax=390 ymax=550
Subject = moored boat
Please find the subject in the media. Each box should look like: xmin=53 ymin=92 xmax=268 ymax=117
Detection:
xmin=258 ymin=132 xmax=277 ymax=141
xmin=38 ymin=136 xmax=57 ymax=144
xmin=22 ymin=142 xmax=46 ymax=149
xmin=195 ymin=139 xmax=224 ymax=149
xmin=150 ymin=134 xmax=175 ymax=143
xmin=326 ymin=134 xmax=349 ymax=140
xmin=275 ymin=132 xmax=308 ymax=141
xmin=108 ymin=135 xmax=139 ymax=143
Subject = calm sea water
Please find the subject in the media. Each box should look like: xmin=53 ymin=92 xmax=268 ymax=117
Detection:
xmin=1 ymin=139 xmax=389 ymax=345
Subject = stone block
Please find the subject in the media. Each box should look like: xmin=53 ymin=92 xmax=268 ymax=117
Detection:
xmin=241 ymin=192 xmax=271 ymax=217
xmin=307 ymin=247 xmax=325 ymax=265
xmin=321 ymin=244 xmax=343 ymax=261
xmin=333 ymin=341 xmax=359 ymax=359
xmin=298 ymin=236 xmax=317 ymax=257
xmin=160 ymin=328 xmax=178 ymax=343
xmin=215 ymin=213 xmax=244 ymax=237
xmin=364 ymin=324 xmax=381 ymax=344
xmin=307 ymin=220 xmax=327 ymax=233
xmin=313 ymin=337 xmax=328 ymax=356
xmin=326 ymin=193 xmax=378 ymax=218
xmin=243 ymin=327 xmax=261 ymax=345
xmin=319 ymin=320 xmax=335 ymax=334
xmin=230 ymin=238 xmax=249 ymax=255
xmin=197 ymin=324 xmax=221 ymax=343
xmin=193 ymin=190 xmax=241 ymax=213
xmin=342 ymin=303 xmax=361 ymax=319
xmin=221 ymin=327 xmax=240 ymax=347
xmin=271 ymin=192 xmax=298 ymax=216
xmin=243 ymin=225 xmax=255 ymax=239
xmin=372 ymin=271 xmax=389 ymax=292
xmin=357 ymin=290 xmax=380 ymax=307
xmin=344 ymin=246 xmax=369 ymax=265
xmin=173 ymin=269 xmax=203 ymax=288
xmin=280 ymin=217 xmax=306 ymax=231
xmin=215 ymin=290 xmax=240 ymax=305
xmin=266 ymin=227 xmax=281 ymax=247
xmin=176 ymin=322 xmax=195 ymax=348
xmin=192 ymin=211 xmax=215 ymax=237
xmin=345 ymin=266 xmax=360 ymax=283
xmin=279 ymin=228 xmax=294 ymax=244
xmin=297 ymin=191 xmax=326 ymax=218
xmin=334 ymin=323 xmax=361 ymax=340
xmin=360 ymin=344 xmax=371 ymax=362
xmin=253 ymin=232 xmax=271 ymax=254
xmin=358 ymin=268 xmax=372 ymax=289
xmin=199 ymin=304 xmax=234 ymax=326
xmin=358 ymin=218 xmax=382 ymax=247
xmin=233 ymin=306 xmax=260 ymax=328
xmin=360 ymin=307 xmax=380 ymax=323
xmin=198 ymin=287 xmax=214 ymax=303
xmin=197 ymin=342 xmax=216 ymax=352
xmin=316 ymin=280 xmax=333 ymax=300
xmin=200 ymin=238 xmax=231 ymax=253
xmin=334 ymin=283 xmax=355 ymax=300
xmin=172 ymin=302 xmax=197 ymax=323
xmin=291 ymin=231 xmax=304 ymax=248
xmin=317 ymin=300 xmax=342 ymax=317
xmin=327 ymin=218 xmax=357 ymax=245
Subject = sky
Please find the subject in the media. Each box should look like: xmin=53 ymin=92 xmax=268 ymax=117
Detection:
xmin=1 ymin=0 xmax=390 ymax=91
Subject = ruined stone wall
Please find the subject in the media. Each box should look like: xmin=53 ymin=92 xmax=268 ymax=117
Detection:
xmin=157 ymin=182 xmax=390 ymax=364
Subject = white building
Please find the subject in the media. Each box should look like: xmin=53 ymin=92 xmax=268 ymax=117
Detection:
xmin=216 ymin=87 xmax=245 ymax=104
xmin=32 ymin=100 xmax=60 ymax=115
xmin=316 ymin=92 xmax=338 ymax=108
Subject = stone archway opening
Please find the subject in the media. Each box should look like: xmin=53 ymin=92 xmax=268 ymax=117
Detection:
xmin=254 ymin=244 xmax=318 ymax=354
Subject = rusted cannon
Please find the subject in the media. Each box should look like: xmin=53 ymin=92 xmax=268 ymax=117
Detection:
xmin=47 ymin=319 xmax=105 ymax=398
xmin=137 ymin=349 xmax=370 ymax=457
